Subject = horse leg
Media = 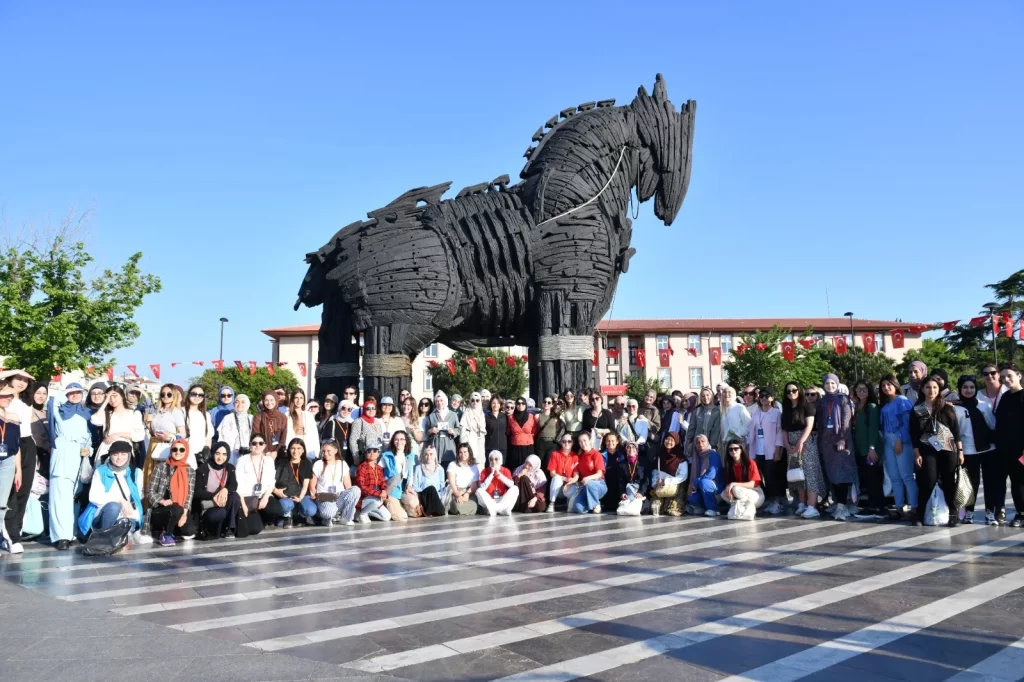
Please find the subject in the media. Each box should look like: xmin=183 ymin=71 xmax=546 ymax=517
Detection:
xmin=533 ymin=290 xmax=597 ymax=399
xmin=314 ymin=293 xmax=361 ymax=402
xmin=363 ymin=323 xmax=438 ymax=399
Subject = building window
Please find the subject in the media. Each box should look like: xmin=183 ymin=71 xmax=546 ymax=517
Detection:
xmin=656 ymin=335 xmax=669 ymax=351
xmin=844 ymin=334 xmax=854 ymax=345
xmin=600 ymin=336 xmax=608 ymax=349
xmin=722 ymin=368 xmax=730 ymax=384
xmin=657 ymin=368 xmax=671 ymax=390
xmin=606 ymin=371 xmax=619 ymax=385
xmin=689 ymin=367 xmax=703 ymax=389
xmin=424 ymin=343 xmax=438 ymax=358
xmin=630 ymin=368 xmax=642 ymax=379
xmin=720 ymin=334 xmax=733 ymax=354
xmin=628 ymin=343 xmax=639 ymax=365
xmin=423 ymin=370 xmax=432 ymax=392
xmin=687 ymin=334 xmax=701 ymax=355
xmin=812 ymin=333 xmax=825 ymax=345
xmin=877 ymin=334 xmax=886 ymax=351
xmin=783 ymin=333 xmax=794 ymax=342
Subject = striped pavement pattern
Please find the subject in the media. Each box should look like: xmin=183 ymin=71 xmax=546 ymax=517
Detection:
xmin=1 ymin=489 xmax=1021 ymax=682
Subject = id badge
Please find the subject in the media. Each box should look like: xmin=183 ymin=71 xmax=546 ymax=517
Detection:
xmin=756 ymin=428 xmax=765 ymax=456
xmin=271 ymin=435 xmax=279 ymax=446
xmin=826 ymin=416 xmax=834 ymax=430
xmin=382 ymin=432 xmax=391 ymax=442
xmin=926 ymin=435 xmax=943 ymax=451
xmin=493 ymin=489 xmax=500 ymax=500
xmin=0 ymin=443 xmax=7 ymax=456
xmin=328 ymin=486 xmax=337 ymax=494
xmin=253 ymin=484 xmax=263 ymax=496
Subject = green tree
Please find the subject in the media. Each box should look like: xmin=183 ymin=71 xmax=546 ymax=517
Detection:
xmin=189 ymin=367 xmax=301 ymax=413
xmin=809 ymin=347 xmax=897 ymax=386
xmin=896 ymin=338 xmax=974 ymax=381
xmin=625 ymin=373 xmax=663 ymax=401
xmin=0 ymin=217 xmax=161 ymax=378
xmin=427 ymin=348 xmax=528 ymax=400
xmin=722 ymin=326 xmax=831 ymax=393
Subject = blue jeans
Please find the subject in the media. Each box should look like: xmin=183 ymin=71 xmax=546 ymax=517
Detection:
xmin=0 ymin=456 xmax=16 ymax=535
xmin=572 ymin=480 xmax=608 ymax=513
xmin=279 ymin=496 xmax=317 ymax=520
xmin=688 ymin=477 xmax=719 ymax=510
xmin=882 ymin=432 xmax=917 ymax=509
xmin=92 ymin=502 xmax=123 ymax=531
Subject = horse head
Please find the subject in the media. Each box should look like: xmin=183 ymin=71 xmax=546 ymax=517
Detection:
xmin=630 ymin=74 xmax=696 ymax=226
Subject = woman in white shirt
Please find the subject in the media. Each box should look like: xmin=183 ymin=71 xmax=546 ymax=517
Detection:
xmin=954 ymin=375 xmax=997 ymax=524
xmin=445 ymin=443 xmax=480 ymax=516
xmin=376 ymin=397 xmax=405 ymax=450
xmin=233 ymin=434 xmax=278 ymax=538
xmin=183 ymin=384 xmax=214 ymax=468
xmin=90 ymin=386 xmax=147 ymax=466
xmin=718 ymin=385 xmax=752 ymax=451
xmin=310 ymin=439 xmax=361 ymax=526
xmin=217 ymin=394 xmax=253 ymax=465
xmin=146 ymin=383 xmax=186 ymax=492
xmin=285 ymin=389 xmax=320 ymax=460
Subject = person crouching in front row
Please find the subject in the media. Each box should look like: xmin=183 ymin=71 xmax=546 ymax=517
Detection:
xmin=687 ymin=434 xmax=724 ymax=517
xmin=477 ymin=450 xmax=518 ymax=516
xmin=143 ymin=439 xmax=197 ymax=546
xmin=77 ymin=440 xmax=145 ymax=542
xmin=572 ymin=432 xmax=607 ymax=514
xmin=234 ymin=434 xmax=280 ymax=537
xmin=722 ymin=439 xmax=765 ymax=521
xmin=354 ymin=441 xmax=392 ymax=522
xmin=192 ymin=441 xmax=241 ymax=540
xmin=512 ymin=454 xmax=547 ymax=512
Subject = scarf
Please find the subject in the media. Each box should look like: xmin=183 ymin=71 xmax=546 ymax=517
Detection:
xmin=360 ymin=400 xmax=376 ymax=425
xmin=58 ymin=395 xmax=92 ymax=421
xmin=658 ymin=443 xmax=685 ymax=475
xmin=462 ymin=392 xmax=486 ymax=434
xmin=29 ymin=381 xmax=47 ymax=409
xmin=909 ymin=360 xmax=928 ymax=390
xmin=434 ymin=390 xmax=450 ymax=421
xmin=168 ymin=452 xmax=191 ymax=507
xmin=957 ymin=385 xmax=992 ymax=452
xmin=514 ymin=454 xmax=546 ymax=487
xmin=695 ymin=447 xmax=712 ymax=478
xmin=822 ymin=374 xmax=844 ymax=434
xmin=421 ymin=449 xmax=439 ymax=475
xmin=209 ymin=441 xmax=230 ymax=470
xmin=513 ymin=406 xmax=530 ymax=427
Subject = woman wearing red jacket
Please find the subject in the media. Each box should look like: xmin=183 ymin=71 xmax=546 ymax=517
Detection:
xmin=506 ymin=398 xmax=538 ymax=472
xmin=476 ymin=450 xmax=518 ymax=516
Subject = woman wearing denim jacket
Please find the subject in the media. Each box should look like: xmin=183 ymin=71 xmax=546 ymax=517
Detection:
xmin=879 ymin=374 xmax=916 ymax=521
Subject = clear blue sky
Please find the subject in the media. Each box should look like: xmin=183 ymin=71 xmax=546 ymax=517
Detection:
xmin=2 ymin=2 xmax=1022 ymax=386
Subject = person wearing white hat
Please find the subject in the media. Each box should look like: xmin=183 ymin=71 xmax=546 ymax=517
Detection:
xmin=0 ymin=382 xmax=25 ymax=553
xmin=476 ymin=450 xmax=518 ymax=516
xmin=48 ymin=383 xmax=94 ymax=550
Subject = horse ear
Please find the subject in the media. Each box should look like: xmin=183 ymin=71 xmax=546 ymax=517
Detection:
xmin=653 ymin=73 xmax=668 ymax=103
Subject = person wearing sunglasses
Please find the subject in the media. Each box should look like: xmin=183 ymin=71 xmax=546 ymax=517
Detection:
xmin=183 ymin=384 xmax=214 ymax=468
xmin=145 ymin=383 xmax=187 ymax=492
xmin=320 ymin=399 xmax=355 ymax=466
xmin=216 ymin=394 xmax=252 ymax=466
xmin=234 ymin=433 xmax=279 ymax=537
xmin=209 ymin=385 xmax=236 ymax=441
xmin=460 ymin=392 xmax=488 ymax=467
xmin=581 ymin=393 xmax=614 ymax=447
xmin=77 ymin=439 xmax=146 ymax=544
xmin=722 ymin=439 xmax=764 ymax=521
xmin=354 ymin=441 xmax=392 ymax=522
xmin=978 ymin=364 xmax=1007 ymax=411
xmin=252 ymin=390 xmax=287 ymax=459
xmin=307 ymin=400 xmax=321 ymax=425
xmin=349 ymin=398 xmax=386 ymax=467
xmin=425 ymin=391 xmax=461 ymax=467
xmin=143 ymin=439 xmax=197 ymax=545
xmin=344 ymin=387 xmax=361 ymax=418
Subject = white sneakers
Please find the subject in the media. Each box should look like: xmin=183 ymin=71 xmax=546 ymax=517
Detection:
xmin=764 ymin=502 xmax=784 ymax=515
xmin=705 ymin=509 xmax=719 ymax=517
xmin=795 ymin=502 xmax=807 ymax=516
xmin=545 ymin=503 xmax=555 ymax=513
xmin=133 ymin=532 xmax=154 ymax=545
xmin=0 ymin=526 xmax=21 ymax=554
xmin=801 ymin=506 xmax=821 ymax=519
xmin=833 ymin=504 xmax=850 ymax=521
xmin=358 ymin=513 xmax=371 ymax=524
xmin=986 ymin=511 xmax=998 ymax=526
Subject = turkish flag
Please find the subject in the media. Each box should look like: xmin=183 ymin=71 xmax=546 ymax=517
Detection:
xmin=942 ymin=320 xmax=960 ymax=332
xmin=798 ymin=339 xmax=815 ymax=349
xmin=127 ymin=364 xmax=138 ymax=377
xmin=781 ymin=341 xmax=795 ymax=361
xmin=1002 ymin=313 xmax=1013 ymax=338
xmin=834 ymin=336 xmax=848 ymax=354
xmin=635 ymin=349 xmax=646 ymax=368
xmin=907 ymin=325 xmax=929 ymax=334
xmin=862 ymin=333 xmax=876 ymax=354
xmin=52 ymin=369 xmax=62 ymax=383
xmin=667 ymin=342 xmax=675 ymax=356
xmin=504 ymin=356 xmax=516 ymax=367
xmin=659 ymin=349 xmax=671 ymax=367
xmin=171 ymin=362 xmax=180 ymax=368
xmin=106 ymin=366 xmax=114 ymax=381
xmin=607 ymin=348 xmax=620 ymax=361
xmin=710 ymin=348 xmax=722 ymax=366
xmin=428 ymin=360 xmax=438 ymax=367
xmin=297 ymin=362 xmax=307 ymax=377
xmin=234 ymin=361 xmax=244 ymax=371
xmin=149 ymin=364 xmax=161 ymax=379
xmin=212 ymin=360 xmax=224 ymax=373
xmin=488 ymin=357 xmax=498 ymax=367
xmin=755 ymin=343 xmax=768 ymax=351
xmin=265 ymin=361 xmax=275 ymax=376
xmin=277 ymin=361 xmax=288 ymax=367
xmin=247 ymin=361 xmax=257 ymax=375
xmin=891 ymin=330 xmax=905 ymax=349
xmin=968 ymin=316 xmax=987 ymax=328
xmin=686 ymin=348 xmax=697 ymax=357
xmin=467 ymin=358 xmax=477 ymax=373
xmin=736 ymin=344 xmax=749 ymax=356
xmin=446 ymin=359 xmax=457 ymax=375
xmin=192 ymin=360 xmax=205 ymax=367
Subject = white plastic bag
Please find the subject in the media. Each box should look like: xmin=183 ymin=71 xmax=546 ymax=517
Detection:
xmin=616 ymin=496 xmax=644 ymax=516
xmin=882 ymin=466 xmax=892 ymax=497
xmin=923 ymin=484 xmax=949 ymax=526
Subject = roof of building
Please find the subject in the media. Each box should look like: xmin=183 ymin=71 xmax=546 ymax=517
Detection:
xmin=263 ymin=317 xmax=925 ymax=339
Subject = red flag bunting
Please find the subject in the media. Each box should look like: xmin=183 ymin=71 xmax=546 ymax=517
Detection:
xmin=504 ymin=356 xmax=516 ymax=367
xmin=126 ymin=364 xmax=138 ymax=377
xmin=192 ymin=360 xmax=205 ymax=366
xmin=735 ymin=344 xmax=749 ymax=356
xmin=521 ymin=355 xmax=528 ymax=363
xmin=592 ymin=350 xmax=598 ymax=367
xmin=489 ymin=356 xmax=498 ymax=367
xmin=212 ymin=360 xmax=224 ymax=373
xmin=277 ymin=361 xmax=288 ymax=367
xmin=446 ymin=358 xmax=457 ymax=375
xmin=106 ymin=366 xmax=114 ymax=381
xmin=171 ymin=362 xmax=180 ymax=368
xmin=907 ymin=325 xmax=929 ymax=335
xmin=862 ymin=333 xmax=877 ymax=354
xmin=635 ymin=349 xmax=646 ymax=368
xmin=667 ymin=341 xmax=675 ymax=356
xmin=297 ymin=362 xmax=307 ymax=377
xmin=797 ymin=339 xmax=815 ymax=349
xmin=710 ymin=348 xmax=722 ymax=365
xmin=968 ymin=316 xmax=987 ymax=328
xmin=686 ymin=348 xmax=697 ymax=357
xmin=1002 ymin=313 xmax=1013 ymax=338
xmin=780 ymin=341 xmax=795 ymax=361
xmin=149 ymin=364 xmax=161 ymax=379
xmin=754 ymin=343 xmax=768 ymax=351
xmin=833 ymin=336 xmax=848 ymax=354
xmin=234 ymin=361 xmax=244 ymax=371
xmin=466 ymin=358 xmax=477 ymax=373
xmin=658 ymin=349 xmax=671 ymax=367
xmin=941 ymin=320 xmax=960 ymax=332
xmin=429 ymin=360 xmax=438 ymax=367
xmin=247 ymin=361 xmax=257 ymax=375
xmin=265 ymin=361 xmax=275 ymax=376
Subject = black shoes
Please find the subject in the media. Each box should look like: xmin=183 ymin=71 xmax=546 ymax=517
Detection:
xmin=55 ymin=539 xmax=72 ymax=551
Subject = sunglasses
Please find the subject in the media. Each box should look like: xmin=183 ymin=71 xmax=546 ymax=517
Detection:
xmin=786 ymin=388 xmax=799 ymax=394
xmin=220 ymin=393 xmax=232 ymax=398
xmin=251 ymin=440 xmax=266 ymax=446
xmin=339 ymin=406 xmax=352 ymax=411
xmin=364 ymin=405 xmax=377 ymax=410
xmin=983 ymin=371 xmax=999 ymax=377
xmin=471 ymin=398 xmax=480 ymax=403
xmin=171 ymin=447 xmax=187 ymax=454
xmin=561 ymin=439 xmax=573 ymax=444
xmin=727 ymin=446 xmax=742 ymax=452
xmin=160 ymin=391 xmax=174 ymax=398
xmin=543 ymin=400 xmax=552 ymax=404
xmin=190 ymin=392 xmax=205 ymax=398
xmin=516 ymin=401 xmax=526 ymax=406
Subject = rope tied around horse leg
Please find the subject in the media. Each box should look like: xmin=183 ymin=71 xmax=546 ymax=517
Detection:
xmin=537 ymin=335 xmax=597 ymax=362
xmin=315 ymin=362 xmax=360 ymax=379
xmin=362 ymin=354 xmax=412 ymax=378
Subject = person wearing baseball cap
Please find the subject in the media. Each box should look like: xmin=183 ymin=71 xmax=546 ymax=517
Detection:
xmin=353 ymin=440 xmax=392 ymax=523
xmin=49 ymin=383 xmax=95 ymax=550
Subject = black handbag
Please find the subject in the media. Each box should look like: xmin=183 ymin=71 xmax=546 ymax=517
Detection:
xmin=82 ymin=518 xmax=134 ymax=556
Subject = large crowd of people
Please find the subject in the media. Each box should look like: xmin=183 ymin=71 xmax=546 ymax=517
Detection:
xmin=0 ymin=360 xmax=1021 ymax=553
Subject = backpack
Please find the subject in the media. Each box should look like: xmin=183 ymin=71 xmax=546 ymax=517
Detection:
xmin=82 ymin=518 xmax=134 ymax=556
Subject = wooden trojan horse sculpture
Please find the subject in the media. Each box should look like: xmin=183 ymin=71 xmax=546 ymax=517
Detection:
xmin=296 ymin=74 xmax=695 ymax=401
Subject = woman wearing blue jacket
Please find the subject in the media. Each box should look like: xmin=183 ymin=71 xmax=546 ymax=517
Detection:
xmin=687 ymin=434 xmax=724 ymax=516
xmin=48 ymin=383 xmax=93 ymax=550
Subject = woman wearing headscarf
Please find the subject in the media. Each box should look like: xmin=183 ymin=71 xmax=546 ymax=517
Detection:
xmin=506 ymin=397 xmax=538 ymax=472
xmin=817 ymin=373 xmax=856 ymax=521
xmin=209 ymin=385 xmax=235 ymax=440
xmin=285 ymin=389 xmax=320 ymax=461
xmin=650 ymin=431 xmax=688 ymax=516
xmin=477 ymin=450 xmax=518 ymax=516
xmin=252 ymin=390 xmax=287 ymax=459
xmin=685 ymin=387 xmax=720 ymax=459
xmin=902 ymin=360 xmax=928 ymax=404
xmin=77 ymin=440 xmax=143 ymax=539
xmin=930 ymin=368 xmax=956 ymax=403
xmin=484 ymin=394 xmax=509 ymax=459
xmin=953 ymin=375 xmax=995 ymax=524
xmin=28 ymin=382 xmax=51 ymax=480
xmin=48 ymin=383 xmax=94 ymax=550
xmin=348 ymin=398 xmax=385 ymax=466
xmin=192 ymin=442 xmax=239 ymax=539
xmin=426 ymin=391 xmax=461 ymax=467
xmin=144 ymin=438 xmax=197 ymax=545
xmin=851 ymin=380 xmax=884 ymax=518
xmin=310 ymin=439 xmax=361 ymax=526
xmin=512 ymin=454 xmax=547 ymax=512
xmin=687 ymin=434 xmax=724 ymax=516
xmin=217 ymin=394 xmax=252 ymax=465
xmin=613 ymin=441 xmax=649 ymax=516
xmin=408 ymin=445 xmax=448 ymax=517
xmin=460 ymin=392 xmax=488 ymax=465
xmin=85 ymin=381 xmax=109 ymax=455
xmin=718 ymin=386 xmax=752 ymax=451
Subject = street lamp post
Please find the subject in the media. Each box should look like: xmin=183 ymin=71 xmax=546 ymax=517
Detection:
xmin=983 ymin=302 xmax=999 ymax=367
xmin=844 ymin=312 xmax=857 ymax=382
xmin=219 ymin=317 xmax=229 ymax=361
